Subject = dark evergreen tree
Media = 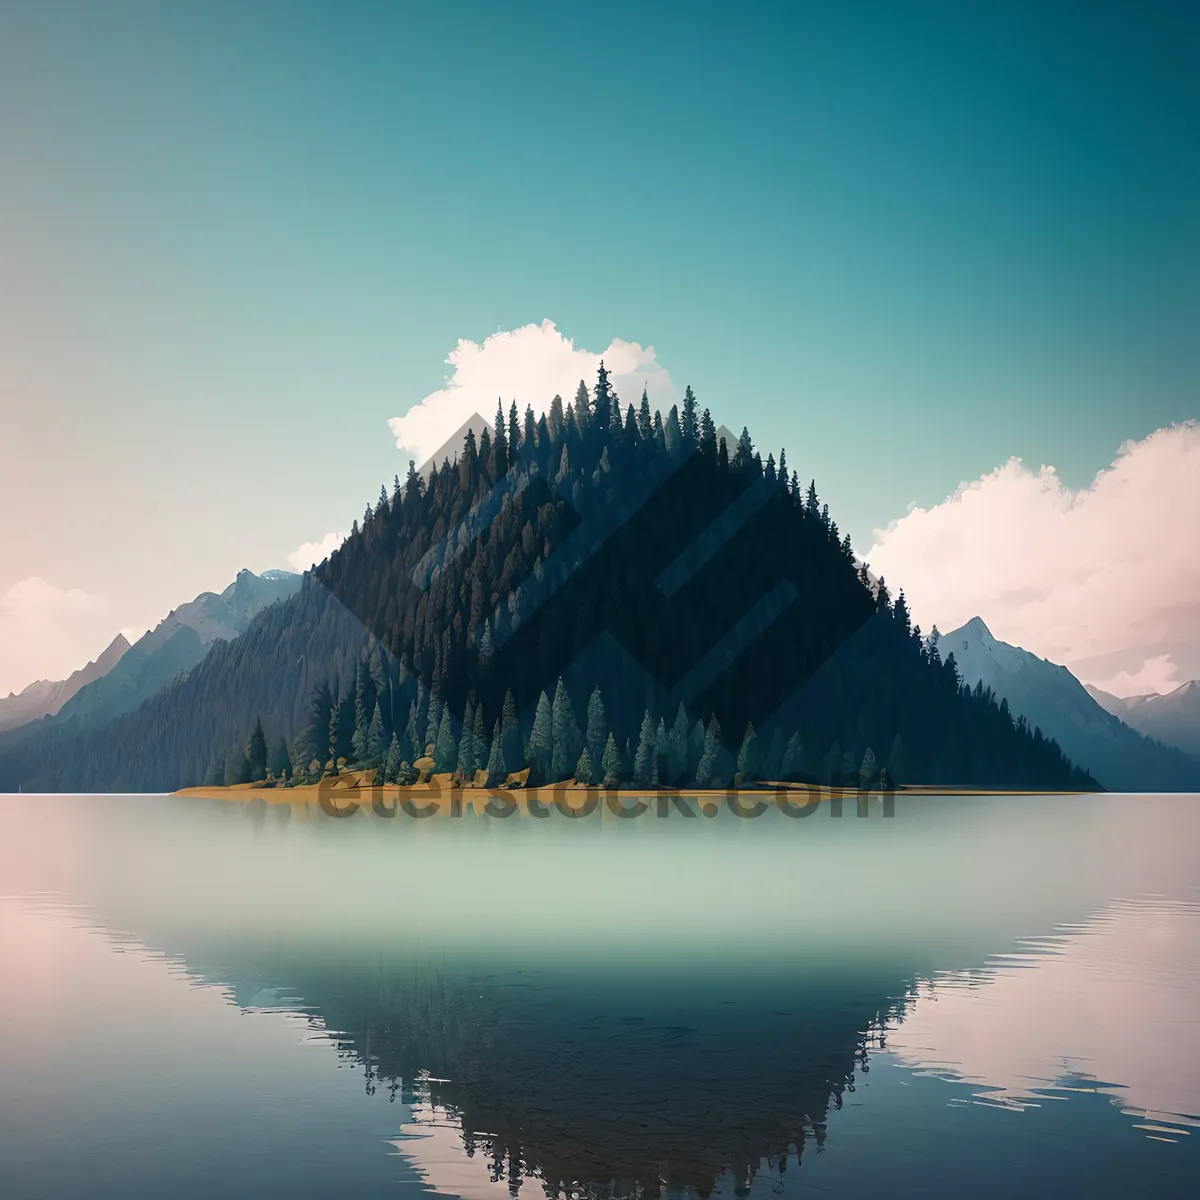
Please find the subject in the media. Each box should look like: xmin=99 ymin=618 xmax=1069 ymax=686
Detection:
xmin=485 ymin=720 xmax=505 ymax=786
xmin=633 ymin=710 xmax=658 ymax=786
xmin=601 ymin=733 xmax=622 ymax=787
xmin=585 ymin=685 xmax=607 ymax=764
xmin=384 ymin=733 xmax=402 ymax=784
xmin=681 ymin=385 xmax=699 ymax=447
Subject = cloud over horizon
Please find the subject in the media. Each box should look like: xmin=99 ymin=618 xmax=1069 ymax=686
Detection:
xmin=866 ymin=422 xmax=1200 ymax=697
xmin=388 ymin=320 xmax=677 ymax=461
xmin=287 ymin=531 xmax=346 ymax=574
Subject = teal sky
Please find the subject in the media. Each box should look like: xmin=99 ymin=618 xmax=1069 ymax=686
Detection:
xmin=1 ymin=0 xmax=1197 ymax=687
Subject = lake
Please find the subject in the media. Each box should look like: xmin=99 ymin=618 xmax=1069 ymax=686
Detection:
xmin=1 ymin=792 xmax=1197 ymax=1198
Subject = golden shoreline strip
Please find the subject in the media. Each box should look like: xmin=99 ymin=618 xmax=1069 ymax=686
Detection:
xmin=162 ymin=777 xmax=1097 ymax=819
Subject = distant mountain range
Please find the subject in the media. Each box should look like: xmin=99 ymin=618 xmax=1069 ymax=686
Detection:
xmin=0 ymin=569 xmax=301 ymax=745
xmin=1087 ymin=681 xmax=1200 ymax=761
xmin=0 ymin=634 xmax=130 ymax=732
xmin=943 ymin=618 xmax=1200 ymax=792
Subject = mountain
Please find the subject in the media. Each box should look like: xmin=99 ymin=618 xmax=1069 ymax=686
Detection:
xmin=0 ymin=570 xmax=302 ymax=755
xmin=944 ymin=618 xmax=1200 ymax=792
xmin=47 ymin=569 xmax=303 ymax=730
xmin=1086 ymin=681 xmax=1200 ymax=760
xmin=0 ymin=376 xmax=1094 ymax=793
xmin=0 ymin=634 xmax=131 ymax=732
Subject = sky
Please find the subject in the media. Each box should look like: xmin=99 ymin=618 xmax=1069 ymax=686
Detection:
xmin=1 ymin=0 xmax=1197 ymax=697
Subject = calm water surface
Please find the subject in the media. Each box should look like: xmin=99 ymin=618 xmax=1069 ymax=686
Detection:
xmin=0 ymin=792 xmax=1197 ymax=1198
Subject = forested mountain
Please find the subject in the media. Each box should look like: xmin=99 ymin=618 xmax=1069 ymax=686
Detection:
xmin=0 ymin=634 xmax=129 ymax=732
xmin=945 ymin=618 xmax=1200 ymax=791
xmin=0 ymin=367 xmax=1094 ymax=793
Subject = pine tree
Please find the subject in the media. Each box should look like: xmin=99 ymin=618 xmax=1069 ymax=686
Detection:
xmin=593 ymin=361 xmax=613 ymax=430
xmin=405 ymin=459 xmax=422 ymax=502
xmin=601 ymin=733 xmax=622 ymax=788
xmin=695 ymin=720 xmax=719 ymax=788
xmin=664 ymin=405 xmax=682 ymax=455
xmin=638 ymin=387 xmax=653 ymax=440
xmin=472 ymin=705 xmax=486 ymax=761
xmin=486 ymin=720 xmax=505 ymax=786
xmin=367 ymin=702 xmax=386 ymax=761
xmin=623 ymin=403 xmax=639 ymax=442
xmin=435 ymin=707 xmax=457 ymax=773
xmin=458 ymin=698 xmax=478 ymax=777
xmin=633 ymin=710 xmax=658 ymax=786
xmin=550 ymin=678 xmax=581 ymax=781
xmin=700 ymin=408 xmax=717 ymax=456
xmin=585 ymin=685 xmax=607 ymax=763
xmin=735 ymin=427 xmax=754 ymax=468
xmin=478 ymin=621 xmax=494 ymax=674
xmin=384 ymin=734 xmax=402 ymax=783
xmin=681 ymin=385 xmax=699 ymax=447
xmin=574 ymin=379 xmax=590 ymax=429
xmin=736 ymin=721 xmax=758 ymax=779
xmin=575 ymin=746 xmax=595 ymax=786
xmin=493 ymin=400 xmax=508 ymax=475
xmin=328 ymin=701 xmax=341 ymax=773
xmin=424 ymin=695 xmax=443 ymax=755
xmin=351 ymin=664 xmax=370 ymax=761
xmin=500 ymin=688 xmax=522 ymax=771
xmin=529 ymin=690 xmax=553 ymax=777
xmin=549 ymin=394 xmax=565 ymax=441
xmin=508 ymin=400 xmax=521 ymax=457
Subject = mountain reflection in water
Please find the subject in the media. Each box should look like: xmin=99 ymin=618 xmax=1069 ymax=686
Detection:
xmin=0 ymin=792 xmax=1197 ymax=1199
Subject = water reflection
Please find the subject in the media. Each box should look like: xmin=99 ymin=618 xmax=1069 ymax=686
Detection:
xmin=885 ymin=894 xmax=1200 ymax=1141
xmin=0 ymin=793 xmax=1197 ymax=1198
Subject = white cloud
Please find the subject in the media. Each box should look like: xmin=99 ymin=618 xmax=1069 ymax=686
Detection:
xmin=0 ymin=577 xmax=116 ymax=697
xmin=866 ymin=422 xmax=1200 ymax=697
xmin=388 ymin=319 xmax=677 ymax=461
xmin=288 ymin=531 xmax=346 ymax=573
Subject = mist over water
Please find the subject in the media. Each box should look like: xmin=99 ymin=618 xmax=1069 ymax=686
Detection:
xmin=1 ymin=793 xmax=1197 ymax=1198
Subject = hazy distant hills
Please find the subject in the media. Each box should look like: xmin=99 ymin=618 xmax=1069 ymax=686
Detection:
xmin=49 ymin=569 xmax=302 ymax=729
xmin=0 ymin=570 xmax=302 ymax=757
xmin=944 ymin=618 xmax=1200 ymax=792
xmin=0 ymin=634 xmax=130 ymax=732
xmin=1087 ymin=681 xmax=1200 ymax=761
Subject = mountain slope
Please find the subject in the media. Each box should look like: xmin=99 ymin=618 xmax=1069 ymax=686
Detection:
xmin=0 ymin=377 xmax=1094 ymax=793
xmin=0 ymin=635 xmax=130 ymax=732
xmin=944 ymin=618 xmax=1200 ymax=792
xmin=47 ymin=569 xmax=302 ymax=729
xmin=1087 ymin=681 xmax=1200 ymax=760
